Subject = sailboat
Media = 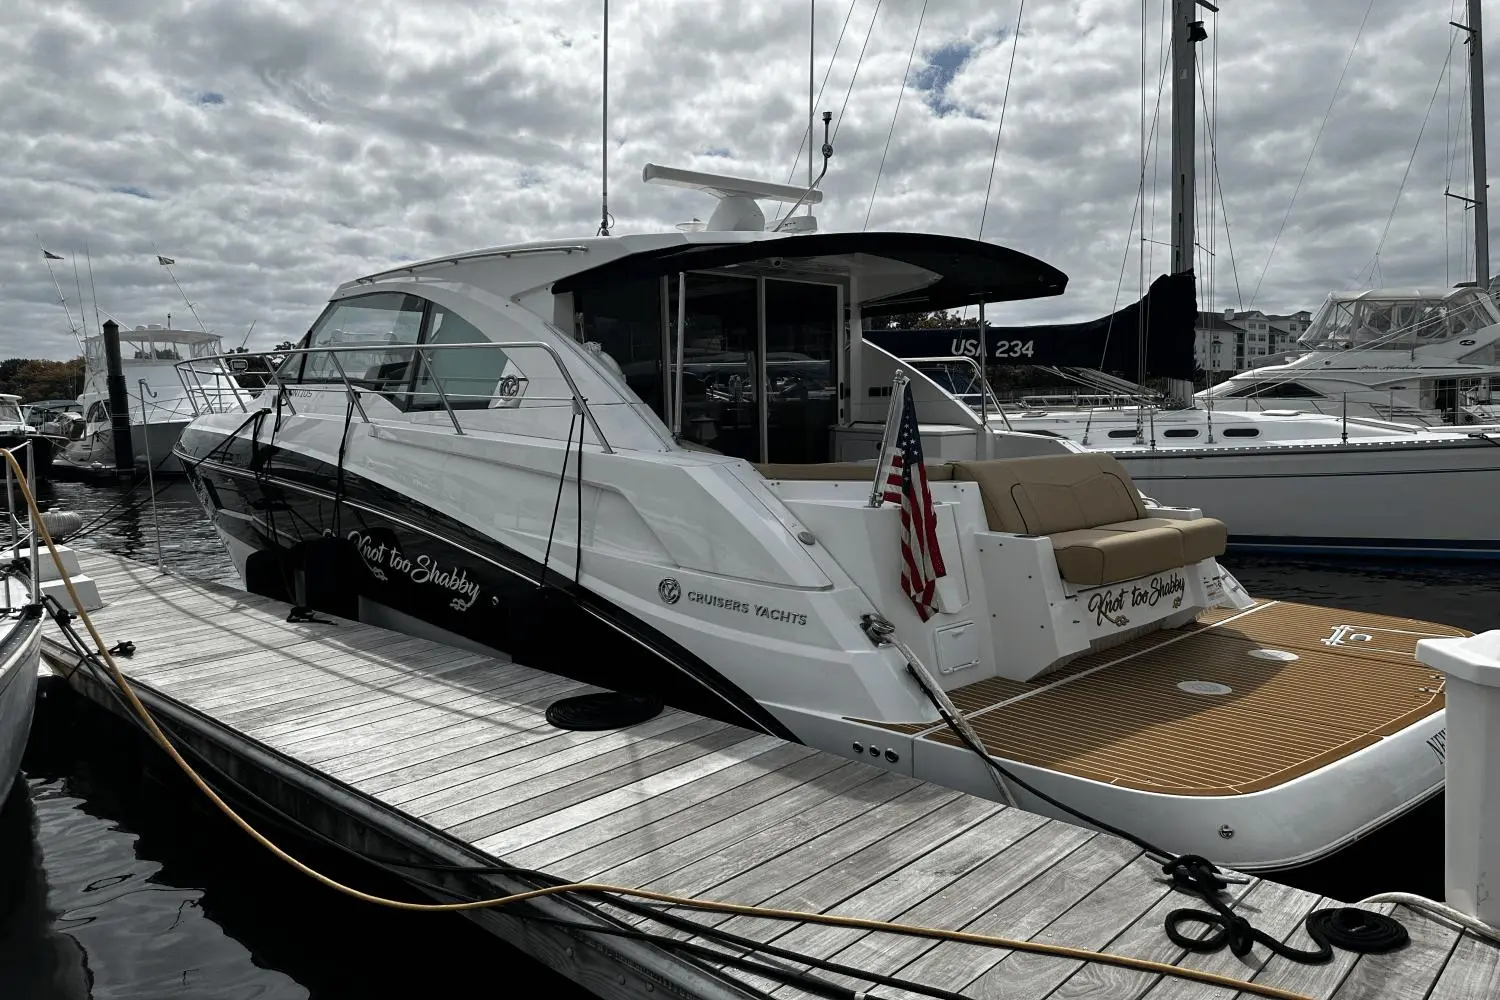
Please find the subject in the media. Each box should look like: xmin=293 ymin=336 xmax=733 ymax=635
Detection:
xmin=887 ymin=2 xmax=1500 ymax=558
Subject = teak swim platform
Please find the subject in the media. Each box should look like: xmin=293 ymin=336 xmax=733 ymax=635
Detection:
xmin=854 ymin=599 xmax=1463 ymax=796
xmin=41 ymin=550 xmax=1495 ymax=1000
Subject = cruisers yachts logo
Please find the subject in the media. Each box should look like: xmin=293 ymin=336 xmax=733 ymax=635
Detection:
xmin=347 ymin=529 xmax=481 ymax=612
xmin=656 ymin=577 xmax=806 ymax=626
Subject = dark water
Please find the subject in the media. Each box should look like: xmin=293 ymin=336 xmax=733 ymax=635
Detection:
xmin=3 ymin=479 xmax=1498 ymax=997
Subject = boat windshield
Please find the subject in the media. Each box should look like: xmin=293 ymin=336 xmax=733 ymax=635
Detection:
xmin=0 ymin=402 xmax=23 ymax=426
xmin=1297 ymin=289 xmax=1499 ymax=351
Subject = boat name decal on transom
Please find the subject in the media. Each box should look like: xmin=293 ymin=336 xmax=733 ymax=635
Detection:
xmin=1086 ymin=572 xmax=1186 ymax=628
xmin=658 ymin=578 xmax=806 ymax=626
xmin=348 ymin=529 xmax=481 ymax=611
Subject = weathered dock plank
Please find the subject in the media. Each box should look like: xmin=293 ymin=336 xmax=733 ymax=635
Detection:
xmin=38 ymin=549 xmax=1485 ymax=1000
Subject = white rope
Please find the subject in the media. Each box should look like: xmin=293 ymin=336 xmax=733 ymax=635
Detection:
xmin=1356 ymin=892 xmax=1500 ymax=946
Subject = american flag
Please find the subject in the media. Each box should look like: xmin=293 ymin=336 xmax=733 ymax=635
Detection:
xmin=881 ymin=383 xmax=947 ymax=621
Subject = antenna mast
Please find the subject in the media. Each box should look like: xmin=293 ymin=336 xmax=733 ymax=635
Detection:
xmin=599 ymin=0 xmax=611 ymax=236
xmin=808 ymin=1 xmax=815 ymax=214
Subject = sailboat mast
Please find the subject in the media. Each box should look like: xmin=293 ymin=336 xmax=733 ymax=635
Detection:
xmin=1169 ymin=0 xmax=1199 ymax=276
xmin=1469 ymin=0 xmax=1490 ymax=288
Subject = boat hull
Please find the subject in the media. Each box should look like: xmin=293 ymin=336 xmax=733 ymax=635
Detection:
xmin=177 ymin=425 xmax=1452 ymax=873
xmin=0 ymin=607 xmax=45 ymax=806
xmin=54 ymin=420 xmax=188 ymax=476
xmin=1115 ymin=439 xmax=1500 ymax=558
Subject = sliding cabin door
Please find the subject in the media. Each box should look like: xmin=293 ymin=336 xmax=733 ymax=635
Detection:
xmin=577 ymin=272 xmax=842 ymax=465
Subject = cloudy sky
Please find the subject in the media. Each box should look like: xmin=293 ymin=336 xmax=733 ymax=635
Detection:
xmin=0 ymin=0 xmax=1489 ymax=360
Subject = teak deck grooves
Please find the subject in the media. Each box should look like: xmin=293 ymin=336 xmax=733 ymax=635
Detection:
xmin=41 ymin=551 xmax=1493 ymax=1000
xmin=857 ymin=599 xmax=1466 ymax=795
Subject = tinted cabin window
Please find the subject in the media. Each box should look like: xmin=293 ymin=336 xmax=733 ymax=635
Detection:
xmin=575 ymin=280 xmax=665 ymax=419
xmin=1226 ymin=380 xmax=1322 ymax=399
xmin=1163 ymin=428 xmax=1199 ymax=438
xmin=1223 ymin=427 xmax=1260 ymax=438
xmin=1107 ymin=429 xmax=1137 ymax=438
xmin=409 ymin=305 xmax=523 ymax=410
xmin=299 ymin=292 xmax=426 ymax=388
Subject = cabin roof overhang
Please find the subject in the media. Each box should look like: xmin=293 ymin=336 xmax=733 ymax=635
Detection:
xmin=550 ymin=231 xmax=1067 ymax=315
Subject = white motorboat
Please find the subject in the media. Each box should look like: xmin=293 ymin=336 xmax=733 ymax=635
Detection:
xmin=1198 ymin=287 xmax=1500 ymax=425
xmin=171 ymin=159 xmax=1461 ymax=873
xmin=55 ymin=325 xmax=250 ymax=476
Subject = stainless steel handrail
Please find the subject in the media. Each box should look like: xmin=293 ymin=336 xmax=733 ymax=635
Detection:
xmin=901 ymin=355 xmax=1014 ymax=432
xmin=176 ymin=340 xmax=615 ymax=454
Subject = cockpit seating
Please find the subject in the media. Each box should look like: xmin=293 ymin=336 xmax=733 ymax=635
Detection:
xmin=948 ymin=453 xmax=1227 ymax=586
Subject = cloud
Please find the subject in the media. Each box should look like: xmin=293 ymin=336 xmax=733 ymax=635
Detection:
xmin=0 ymin=0 xmax=1491 ymax=363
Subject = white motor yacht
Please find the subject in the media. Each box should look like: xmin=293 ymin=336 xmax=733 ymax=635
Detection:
xmin=1198 ymin=287 xmax=1500 ymax=425
xmin=56 ymin=325 xmax=250 ymax=476
xmin=171 ymin=165 xmax=1462 ymax=874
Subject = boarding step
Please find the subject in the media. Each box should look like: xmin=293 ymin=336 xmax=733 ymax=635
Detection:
xmin=5 ymin=542 xmax=84 ymax=582
xmin=40 ymin=575 xmax=103 ymax=614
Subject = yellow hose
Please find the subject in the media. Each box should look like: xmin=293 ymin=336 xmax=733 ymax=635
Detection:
xmin=5 ymin=449 xmax=1319 ymax=1000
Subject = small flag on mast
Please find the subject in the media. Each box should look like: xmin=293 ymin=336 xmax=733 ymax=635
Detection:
xmin=880 ymin=382 xmax=947 ymax=621
xmin=42 ymin=249 xmax=63 ymax=260
xmin=157 ymin=255 xmax=176 ymax=265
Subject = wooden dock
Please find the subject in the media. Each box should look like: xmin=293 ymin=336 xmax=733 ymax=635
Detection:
xmin=40 ymin=549 xmax=1498 ymax=1000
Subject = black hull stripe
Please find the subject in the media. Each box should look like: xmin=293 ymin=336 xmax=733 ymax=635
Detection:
xmin=174 ymin=432 xmax=797 ymax=742
xmin=1228 ymin=535 xmax=1500 ymax=558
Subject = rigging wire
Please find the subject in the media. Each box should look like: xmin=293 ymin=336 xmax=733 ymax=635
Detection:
xmin=1097 ymin=10 xmax=1174 ymax=372
xmin=779 ymin=0 xmax=859 ymax=214
xmin=976 ymin=0 xmax=1028 ymax=242
xmin=1248 ymin=0 xmax=1378 ymax=310
xmin=1197 ymin=34 xmax=1245 ymax=311
xmin=829 ymin=0 xmax=883 ymax=148
xmin=1361 ymin=30 xmax=1461 ymax=288
xmin=1136 ymin=0 xmax=1148 ymax=393
xmin=1145 ymin=0 xmax=1169 ymax=284
xmin=862 ymin=0 xmax=927 ymax=231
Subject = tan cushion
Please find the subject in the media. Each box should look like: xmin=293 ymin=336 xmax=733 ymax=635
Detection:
xmin=950 ymin=453 xmax=1146 ymax=533
xmin=1100 ymin=517 xmax=1229 ymax=563
xmin=754 ymin=462 xmax=954 ymax=482
xmin=1050 ymin=526 xmax=1186 ymax=587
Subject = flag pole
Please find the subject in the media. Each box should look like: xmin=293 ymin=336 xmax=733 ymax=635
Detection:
xmin=868 ymin=371 xmax=909 ymax=507
xmin=37 ymin=241 xmax=83 ymax=351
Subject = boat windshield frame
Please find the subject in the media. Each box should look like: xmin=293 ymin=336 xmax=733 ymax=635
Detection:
xmin=1296 ymin=289 xmax=1500 ymax=351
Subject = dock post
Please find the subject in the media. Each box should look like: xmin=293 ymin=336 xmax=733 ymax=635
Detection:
xmin=101 ymin=319 xmax=135 ymax=476
xmin=1417 ymin=630 xmax=1500 ymax=927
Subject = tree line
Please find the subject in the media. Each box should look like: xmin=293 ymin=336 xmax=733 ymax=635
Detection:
xmin=0 ymin=357 xmax=86 ymax=401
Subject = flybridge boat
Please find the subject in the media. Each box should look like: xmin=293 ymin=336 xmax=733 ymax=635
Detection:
xmin=56 ymin=325 xmax=249 ymax=475
xmin=173 ymin=165 xmax=1464 ymax=872
xmin=1199 ymin=287 xmax=1500 ymax=425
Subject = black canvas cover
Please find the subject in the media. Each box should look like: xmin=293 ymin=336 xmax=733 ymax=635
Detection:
xmin=865 ymin=271 xmax=1196 ymax=380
